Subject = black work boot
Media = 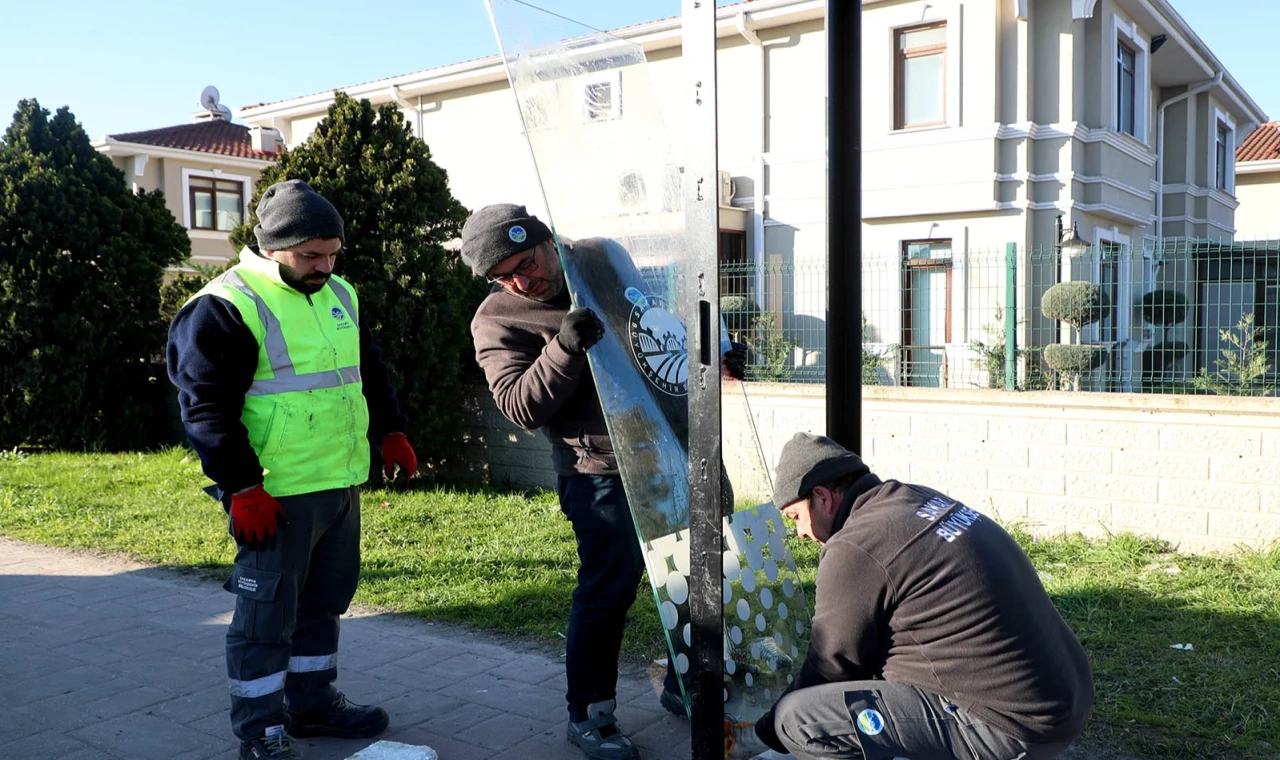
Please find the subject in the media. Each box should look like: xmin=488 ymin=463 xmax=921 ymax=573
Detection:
xmin=239 ymin=724 xmax=302 ymax=759
xmin=287 ymin=692 xmax=389 ymax=739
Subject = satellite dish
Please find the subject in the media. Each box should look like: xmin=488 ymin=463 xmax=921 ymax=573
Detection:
xmin=215 ymin=104 xmax=233 ymax=121
xmin=199 ymin=86 xmax=220 ymax=111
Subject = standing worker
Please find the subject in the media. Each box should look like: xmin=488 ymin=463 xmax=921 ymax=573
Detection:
xmin=168 ymin=179 xmax=418 ymax=760
xmin=461 ymin=203 xmax=747 ymax=760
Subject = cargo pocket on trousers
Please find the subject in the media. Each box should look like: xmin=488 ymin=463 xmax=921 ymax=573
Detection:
xmin=224 ymin=563 xmax=282 ymax=602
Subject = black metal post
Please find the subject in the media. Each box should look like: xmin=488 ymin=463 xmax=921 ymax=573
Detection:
xmin=826 ymin=0 xmax=863 ymax=453
xmin=682 ymin=2 xmax=724 ymax=758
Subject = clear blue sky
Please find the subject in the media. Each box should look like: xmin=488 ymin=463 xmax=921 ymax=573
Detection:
xmin=0 ymin=0 xmax=1275 ymax=141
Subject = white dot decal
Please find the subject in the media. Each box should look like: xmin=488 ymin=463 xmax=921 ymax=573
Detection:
xmin=773 ymin=632 xmax=783 ymax=647
xmin=674 ymin=545 xmax=691 ymax=575
xmin=755 ymin=614 xmax=767 ymax=632
xmin=676 ymin=653 xmax=689 ymax=674
xmin=760 ymin=588 xmax=773 ymax=609
xmin=660 ymin=601 xmax=679 ymax=630
xmin=764 ymin=559 xmax=779 ymax=583
xmin=795 ymin=621 xmax=804 ymax=634
xmin=736 ymin=599 xmax=750 ymax=621
xmin=726 ymin=659 xmax=736 ymax=675
xmin=683 ymin=623 xmax=691 ymax=647
xmin=783 ymin=578 xmax=795 ymax=598
xmin=723 ymin=579 xmax=733 ymax=604
xmin=790 ymin=645 xmax=798 ymax=658
xmin=722 ymin=551 xmax=741 ymax=581
xmin=778 ymin=603 xmax=788 ymax=620
xmin=745 ymin=672 xmax=754 ymax=687
xmin=746 ymin=543 xmax=764 ymax=570
xmin=741 ymin=569 xmax=756 ymax=593
xmin=731 ymin=626 xmax=743 ymax=645
xmin=666 ymin=572 xmax=689 ymax=605
xmin=750 ymin=640 xmax=762 ymax=659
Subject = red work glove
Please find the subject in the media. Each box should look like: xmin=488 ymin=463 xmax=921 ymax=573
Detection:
xmin=229 ymin=485 xmax=288 ymax=552
xmin=381 ymin=432 xmax=418 ymax=482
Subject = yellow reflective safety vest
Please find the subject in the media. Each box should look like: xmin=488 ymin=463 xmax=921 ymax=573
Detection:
xmin=187 ymin=248 xmax=371 ymax=497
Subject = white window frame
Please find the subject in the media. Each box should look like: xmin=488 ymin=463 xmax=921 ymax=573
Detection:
xmin=883 ymin=2 xmax=963 ymax=136
xmin=580 ymin=69 xmax=622 ymax=123
xmin=181 ymin=168 xmax=252 ymax=238
xmin=1090 ymin=227 xmax=1134 ymax=391
xmin=1211 ymin=104 xmax=1236 ymax=195
xmin=1110 ymin=12 xmax=1150 ymax=144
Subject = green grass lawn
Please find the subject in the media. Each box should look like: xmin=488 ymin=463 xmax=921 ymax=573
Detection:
xmin=1 ymin=448 xmax=1277 ymax=759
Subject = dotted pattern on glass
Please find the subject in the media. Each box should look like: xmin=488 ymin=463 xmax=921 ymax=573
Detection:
xmin=644 ymin=501 xmax=812 ymax=721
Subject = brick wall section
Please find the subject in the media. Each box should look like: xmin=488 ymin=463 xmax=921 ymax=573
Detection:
xmin=463 ymin=382 xmax=1280 ymax=554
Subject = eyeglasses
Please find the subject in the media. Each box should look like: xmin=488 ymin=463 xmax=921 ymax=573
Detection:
xmin=487 ymin=248 xmax=540 ymax=285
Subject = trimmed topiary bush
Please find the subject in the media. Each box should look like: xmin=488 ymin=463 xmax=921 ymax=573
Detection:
xmin=1045 ymin=344 xmax=1108 ymax=373
xmin=720 ymin=295 xmax=760 ymax=336
xmin=1141 ymin=289 xmax=1189 ymax=328
xmin=1042 ymin=282 xmax=1108 ymax=331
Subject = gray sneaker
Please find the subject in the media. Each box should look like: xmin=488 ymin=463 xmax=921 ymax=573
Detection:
xmin=566 ymin=700 xmax=639 ymax=760
xmin=238 ymin=724 xmax=302 ymax=759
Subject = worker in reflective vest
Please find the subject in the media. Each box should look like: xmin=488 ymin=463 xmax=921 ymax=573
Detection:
xmin=167 ymin=179 xmax=418 ymax=760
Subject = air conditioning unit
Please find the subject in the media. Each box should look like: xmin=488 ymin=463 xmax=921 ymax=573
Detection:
xmin=718 ymin=171 xmax=736 ymax=206
xmin=250 ymin=126 xmax=285 ymax=155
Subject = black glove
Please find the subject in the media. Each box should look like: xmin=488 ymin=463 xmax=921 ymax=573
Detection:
xmin=558 ymin=307 xmax=605 ymax=355
xmin=723 ymin=341 xmax=748 ymax=380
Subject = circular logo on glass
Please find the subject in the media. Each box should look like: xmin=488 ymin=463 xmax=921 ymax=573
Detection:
xmin=626 ymin=288 xmax=687 ymax=396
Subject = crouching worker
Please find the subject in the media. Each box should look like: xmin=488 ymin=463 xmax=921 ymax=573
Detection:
xmin=731 ymin=432 xmax=1094 ymax=760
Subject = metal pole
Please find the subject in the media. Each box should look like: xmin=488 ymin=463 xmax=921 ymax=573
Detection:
xmin=826 ymin=0 xmax=863 ymax=452
xmin=682 ymin=2 xmax=724 ymax=758
xmin=1005 ymin=242 xmax=1018 ymax=390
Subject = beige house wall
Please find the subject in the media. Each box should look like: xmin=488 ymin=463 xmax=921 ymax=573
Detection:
xmin=105 ymin=150 xmax=263 ymax=268
xmin=1233 ymin=169 xmax=1280 ymax=241
xmin=463 ymin=382 xmax=1280 ymax=555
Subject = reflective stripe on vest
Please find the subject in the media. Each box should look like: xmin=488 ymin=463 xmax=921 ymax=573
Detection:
xmin=218 ymin=271 xmax=362 ymax=397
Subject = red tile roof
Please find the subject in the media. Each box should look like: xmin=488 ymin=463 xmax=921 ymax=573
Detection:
xmin=1237 ymin=122 xmax=1280 ymax=163
xmin=108 ymin=120 xmax=277 ymax=161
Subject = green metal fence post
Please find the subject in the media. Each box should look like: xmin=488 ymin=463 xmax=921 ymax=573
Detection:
xmin=1005 ymin=242 xmax=1017 ymax=390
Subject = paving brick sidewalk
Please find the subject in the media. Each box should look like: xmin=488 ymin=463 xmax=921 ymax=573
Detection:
xmin=0 ymin=538 xmax=690 ymax=760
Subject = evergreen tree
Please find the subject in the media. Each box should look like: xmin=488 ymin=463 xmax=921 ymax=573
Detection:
xmin=0 ymin=100 xmax=190 ymax=450
xmin=230 ymin=92 xmax=485 ymax=474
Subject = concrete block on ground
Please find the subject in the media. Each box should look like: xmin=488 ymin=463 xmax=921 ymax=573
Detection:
xmin=347 ymin=741 xmax=438 ymax=760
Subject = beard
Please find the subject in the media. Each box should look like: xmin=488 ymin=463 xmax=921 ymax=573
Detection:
xmin=279 ymin=262 xmax=331 ymax=295
xmin=525 ymin=249 xmax=566 ymax=302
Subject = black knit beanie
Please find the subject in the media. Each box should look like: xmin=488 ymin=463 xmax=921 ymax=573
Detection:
xmin=772 ymin=432 xmax=870 ymax=509
xmin=460 ymin=203 xmax=553 ymax=276
xmin=253 ymin=179 xmax=345 ymax=251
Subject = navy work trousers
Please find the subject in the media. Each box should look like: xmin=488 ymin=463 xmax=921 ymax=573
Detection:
xmin=223 ymin=485 xmax=361 ymax=740
xmin=557 ymin=473 xmax=677 ymax=713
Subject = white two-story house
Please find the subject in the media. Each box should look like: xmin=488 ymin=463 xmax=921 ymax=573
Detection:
xmin=236 ymin=0 xmax=1264 ymax=388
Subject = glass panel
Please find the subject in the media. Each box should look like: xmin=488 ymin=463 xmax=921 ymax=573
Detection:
xmin=193 ymin=191 xmax=213 ymax=229
xmin=905 ymin=267 xmax=948 ymax=387
xmin=1263 ymin=285 xmax=1279 ymax=378
xmin=902 ymin=52 xmax=944 ymax=125
xmin=189 ymin=177 xmax=214 ymax=189
xmin=216 ymin=191 xmax=242 ymax=231
xmin=1118 ymin=45 xmax=1136 ymax=136
xmin=901 ymin=24 xmax=946 ymax=49
xmin=487 ymin=0 xmax=812 ymax=728
xmin=905 ymin=240 xmax=952 ymax=261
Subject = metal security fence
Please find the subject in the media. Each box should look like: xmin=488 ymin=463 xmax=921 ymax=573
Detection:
xmin=724 ymin=239 xmax=1280 ymax=396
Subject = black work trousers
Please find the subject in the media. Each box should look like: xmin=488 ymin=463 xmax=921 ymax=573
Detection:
xmin=223 ymin=485 xmax=361 ymax=740
xmin=557 ymin=473 xmax=678 ymax=713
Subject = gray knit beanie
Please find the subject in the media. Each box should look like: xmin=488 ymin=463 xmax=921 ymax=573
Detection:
xmin=253 ymin=179 xmax=345 ymax=251
xmin=459 ymin=203 xmax=553 ymax=276
xmin=772 ymin=432 xmax=870 ymax=509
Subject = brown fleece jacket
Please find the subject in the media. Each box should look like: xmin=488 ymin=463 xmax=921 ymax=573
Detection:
xmin=470 ymin=288 xmax=616 ymax=476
